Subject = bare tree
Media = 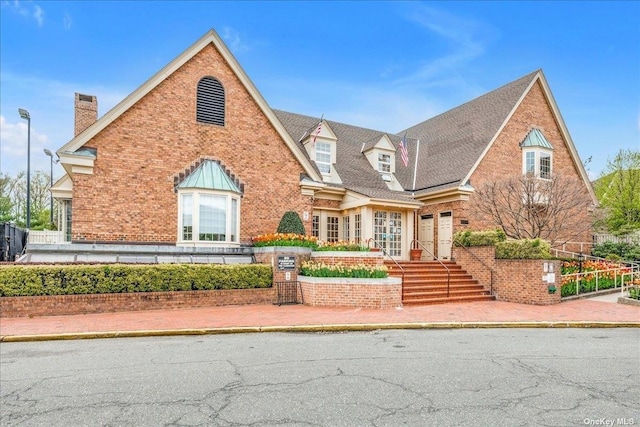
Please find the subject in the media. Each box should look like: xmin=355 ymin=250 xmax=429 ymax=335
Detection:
xmin=473 ymin=174 xmax=595 ymax=245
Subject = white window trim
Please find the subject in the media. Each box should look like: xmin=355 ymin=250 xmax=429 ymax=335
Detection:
xmin=177 ymin=189 xmax=241 ymax=246
xmin=522 ymin=147 xmax=553 ymax=180
xmin=315 ymin=142 xmax=332 ymax=175
xmin=378 ymin=153 xmax=391 ymax=173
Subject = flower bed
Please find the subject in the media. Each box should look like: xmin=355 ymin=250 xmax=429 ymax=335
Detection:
xmin=301 ymin=260 xmax=387 ymax=278
xmin=560 ymin=260 xmax=634 ymax=297
xmin=252 ymin=233 xmax=318 ymax=249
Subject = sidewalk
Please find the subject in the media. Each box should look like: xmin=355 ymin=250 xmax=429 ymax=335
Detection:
xmin=1 ymin=292 xmax=638 ymax=342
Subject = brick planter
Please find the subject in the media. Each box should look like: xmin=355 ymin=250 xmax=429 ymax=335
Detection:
xmin=298 ymin=276 xmax=402 ymax=309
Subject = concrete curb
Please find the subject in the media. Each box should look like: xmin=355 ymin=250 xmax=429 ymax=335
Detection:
xmin=2 ymin=321 xmax=640 ymax=342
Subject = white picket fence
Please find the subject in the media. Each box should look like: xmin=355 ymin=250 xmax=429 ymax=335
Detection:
xmin=593 ymin=232 xmax=640 ymax=245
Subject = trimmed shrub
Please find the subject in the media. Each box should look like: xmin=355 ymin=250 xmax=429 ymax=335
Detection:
xmin=592 ymin=241 xmax=640 ymax=262
xmin=276 ymin=211 xmax=306 ymax=235
xmin=453 ymin=229 xmax=506 ymax=247
xmin=495 ymin=239 xmax=551 ymax=259
xmin=0 ymin=264 xmax=272 ymax=297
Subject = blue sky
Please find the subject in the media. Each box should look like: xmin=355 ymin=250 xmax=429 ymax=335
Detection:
xmin=1 ymin=1 xmax=638 ymax=181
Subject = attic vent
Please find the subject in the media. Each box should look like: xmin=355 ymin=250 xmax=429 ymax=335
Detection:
xmin=196 ymin=77 xmax=225 ymax=126
xmin=78 ymin=94 xmax=93 ymax=102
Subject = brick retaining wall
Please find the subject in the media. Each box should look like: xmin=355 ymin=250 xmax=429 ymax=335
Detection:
xmin=1 ymin=288 xmax=275 ymax=318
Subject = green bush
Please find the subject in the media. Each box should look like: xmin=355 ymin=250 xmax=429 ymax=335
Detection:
xmin=629 ymin=286 xmax=640 ymax=300
xmin=0 ymin=264 xmax=272 ymax=297
xmin=495 ymin=239 xmax=551 ymax=259
xmin=453 ymin=229 xmax=506 ymax=247
xmin=592 ymin=241 xmax=640 ymax=261
xmin=276 ymin=211 xmax=306 ymax=235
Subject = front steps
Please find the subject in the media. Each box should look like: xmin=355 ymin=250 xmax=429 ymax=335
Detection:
xmin=385 ymin=260 xmax=495 ymax=306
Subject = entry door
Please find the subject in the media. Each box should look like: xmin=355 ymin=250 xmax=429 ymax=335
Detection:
xmin=438 ymin=212 xmax=453 ymax=260
xmin=419 ymin=215 xmax=434 ymax=260
xmin=373 ymin=211 xmax=402 ymax=257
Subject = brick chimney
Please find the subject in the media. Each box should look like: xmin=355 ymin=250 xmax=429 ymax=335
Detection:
xmin=74 ymin=93 xmax=98 ymax=136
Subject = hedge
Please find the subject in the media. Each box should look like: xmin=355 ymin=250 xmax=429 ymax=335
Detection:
xmin=453 ymin=229 xmax=506 ymax=247
xmin=495 ymin=239 xmax=551 ymax=259
xmin=0 ymin=264 xmax=272 ymax=297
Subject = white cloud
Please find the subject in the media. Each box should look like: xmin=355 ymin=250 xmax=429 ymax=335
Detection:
xmin=2 ymin=0 xmax=45 ymax=26
xmin=63 ymin=12 xmax=72 ymax=30
xmin=0 ymin=115 xmax=50 ymax=176
xmin=221 ymin=26 xmax=249 ymax=53
xmin=0 ymin=71 xmax=129 ymax=178
xmin=33 ymin=4 xmax=43 ymax=26
xmin=394 ymin=5 xmax=497 ymax=86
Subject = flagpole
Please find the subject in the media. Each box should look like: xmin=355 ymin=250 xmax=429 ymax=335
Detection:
xmin=412 ymin=139 xmax=420 ymax=191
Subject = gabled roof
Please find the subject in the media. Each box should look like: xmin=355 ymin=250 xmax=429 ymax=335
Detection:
xmin=400 ymin=70 xmax=540 ymax=193
xmin=274 ymin=110 xmax=413 ymax=200
xmin=56 ymin=29 xmax=322 ymax=182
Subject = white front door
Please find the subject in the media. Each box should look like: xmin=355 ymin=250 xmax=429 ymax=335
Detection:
xmin=419 ymin=215 xmax=434 ymax=260
xmin=438 ymin=212 xmax=453 ymax=260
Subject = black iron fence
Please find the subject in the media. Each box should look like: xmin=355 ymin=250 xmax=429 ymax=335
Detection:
xmin=275 ymin=281 xmax=302 ymax=305
xmin=1 ymin=223 xmax=27 ymax=262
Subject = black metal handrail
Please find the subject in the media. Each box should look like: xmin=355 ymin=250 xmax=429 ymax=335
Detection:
xmin=367 ymin=238 xmax=404 ymax=285
xmin=452 ymin=241 xmax=495 ymax=296
xmin=410 ymin=239 xmax=451 ymax=297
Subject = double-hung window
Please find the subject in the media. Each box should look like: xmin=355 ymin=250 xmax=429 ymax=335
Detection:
xmin=316 ymin=142 xmax=331 ymax=174
xmin=523 ymin=149 xmax=553 ymax=179
xmin=378 ymin=153 xmax=391 ymax=173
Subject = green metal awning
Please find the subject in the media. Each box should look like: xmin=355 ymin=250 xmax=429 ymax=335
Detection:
xmin=176 ymin=160 xmax=241 ymax=193
xmin=520 ymin=128 xmax=553 ymax=149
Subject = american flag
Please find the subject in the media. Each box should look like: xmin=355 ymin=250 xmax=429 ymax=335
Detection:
xmin=312 ymin=117 xmax=323 ymax=144
xmin=399 ymin=133 xmax=409 ymax=167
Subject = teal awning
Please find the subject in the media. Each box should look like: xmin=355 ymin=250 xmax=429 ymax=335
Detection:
xmin=520 ymin=128 xmax=553 ymax=149
xmin=176 ymin=160 xmax=241 ymax=193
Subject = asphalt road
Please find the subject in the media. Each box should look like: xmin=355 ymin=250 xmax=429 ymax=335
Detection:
xmin=1 ymin=329 xmax=639 ymax=426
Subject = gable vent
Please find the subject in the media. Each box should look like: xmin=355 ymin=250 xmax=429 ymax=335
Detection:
xmin=197 ymin=76 xmax=225 ymax=126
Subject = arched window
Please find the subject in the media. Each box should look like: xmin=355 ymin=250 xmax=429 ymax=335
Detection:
xmin=196 ymin=77 xmax=225 ymax=126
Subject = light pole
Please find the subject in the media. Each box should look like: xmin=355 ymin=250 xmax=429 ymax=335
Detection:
xmin=18 ymin=108 xmax=31 ymax=229
xmin=44 ymin=149 xmax=57 ymax=225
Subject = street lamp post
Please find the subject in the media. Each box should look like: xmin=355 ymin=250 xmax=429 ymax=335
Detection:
xmin=18 ymin=108 xmax=31 ymax=229
xmin=44 ymin=149 xmax=57 ymax=225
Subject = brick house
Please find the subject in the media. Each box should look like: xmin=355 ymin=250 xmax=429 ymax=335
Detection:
xmin=51 ymin=29 xmax=597 ymax=260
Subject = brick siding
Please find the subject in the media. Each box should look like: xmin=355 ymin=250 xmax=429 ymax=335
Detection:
xmin=71 ymin=44 xmax=314 ymax=244
xmin=452 ymin=246 xmax=561 ymax=305
xmin=299 ymin=277 xmax=402 ymax=309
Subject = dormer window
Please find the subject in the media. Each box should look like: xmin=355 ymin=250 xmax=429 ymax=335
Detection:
xmin=316 ymin=142 xmax=331 ymax=174
xmin=521 ymin=128 xmax=553 ymax=180
xmin=378 ymin=153 xmax=391 ymax=173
